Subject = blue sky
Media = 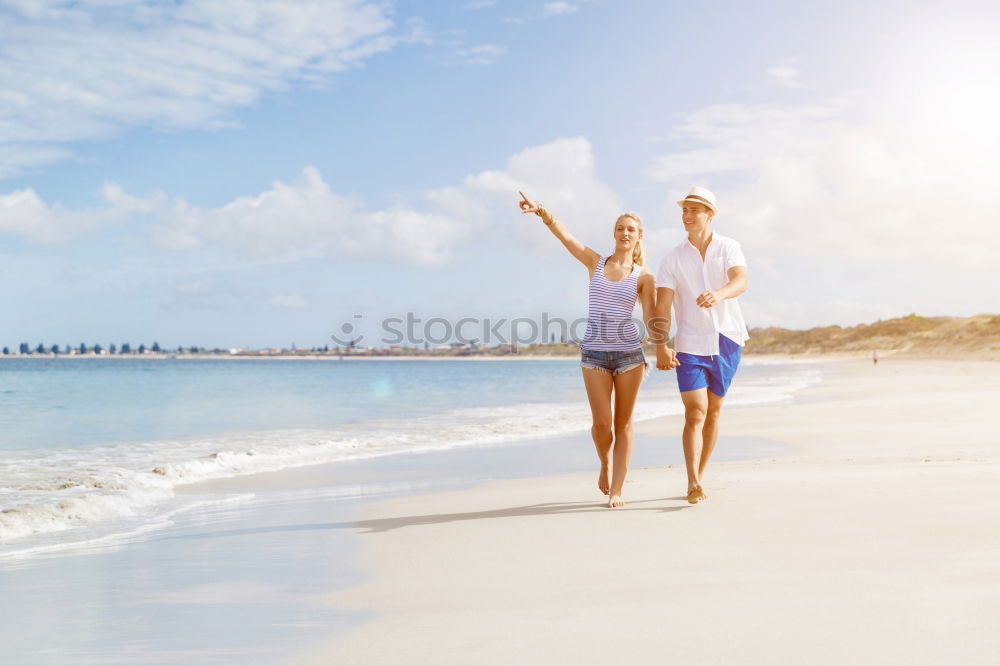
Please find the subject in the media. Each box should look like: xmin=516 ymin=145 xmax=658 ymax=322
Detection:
xmin=2 ymin=0 xmax=999 ymax=350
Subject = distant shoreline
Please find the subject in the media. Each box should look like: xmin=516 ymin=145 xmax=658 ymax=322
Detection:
xmin=0 ymin=354 xmax=578 ymax=361
xmin=5 ymin=314 xmax=995 ymax=362
xmin=5 ymin=350 xmax=992 ymax=362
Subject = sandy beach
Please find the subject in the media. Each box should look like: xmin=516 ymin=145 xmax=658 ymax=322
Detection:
xmin=298 ymin=358 xmax=1000 ymax=665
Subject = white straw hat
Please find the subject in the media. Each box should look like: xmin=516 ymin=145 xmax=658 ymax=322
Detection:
xmin=676 ymin=186 xmax=718 ymax=215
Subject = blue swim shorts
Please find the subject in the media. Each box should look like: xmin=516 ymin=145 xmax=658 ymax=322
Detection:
xmin=581 ymin=348 xmax=649 ymax=377
xmin=675 ymin=334 xmax=742 ymax=396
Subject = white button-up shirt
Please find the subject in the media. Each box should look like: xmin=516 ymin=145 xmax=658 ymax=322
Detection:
xmin=656 ymin=232 xmax=749 ymax=356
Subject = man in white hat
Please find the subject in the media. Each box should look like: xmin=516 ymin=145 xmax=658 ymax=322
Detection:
xmin=651 ymin=186 xmax=749 ymax=504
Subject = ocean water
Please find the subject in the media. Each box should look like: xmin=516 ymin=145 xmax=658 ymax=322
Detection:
xmin=0 ymin=356 xmax=820 ymax=559
xmin=0 ymin=355 xmax=823 ymax=664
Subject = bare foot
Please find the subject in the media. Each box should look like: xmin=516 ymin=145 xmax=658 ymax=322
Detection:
xmin=598 ymin=464 xmax=610 ymax=495
xmin=687 ymin=485 xmax=706 ymax=504
xmin=608 ymin=494 xmax=624 ymax=508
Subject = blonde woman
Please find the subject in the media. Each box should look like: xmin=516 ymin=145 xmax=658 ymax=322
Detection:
xmin=518 ymin=191 xmax=657 ymax=508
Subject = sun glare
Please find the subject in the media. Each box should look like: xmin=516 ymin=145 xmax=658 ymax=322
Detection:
xmin=879 ymin=14 xmax=1000 ymax=150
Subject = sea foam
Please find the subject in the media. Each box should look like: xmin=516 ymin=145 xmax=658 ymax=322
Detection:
xmin=1 ymin=362 xmax=821 ymax=553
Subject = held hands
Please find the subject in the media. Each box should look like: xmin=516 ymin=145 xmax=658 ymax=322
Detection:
xmin=696 ymin=290 xmax=721 ymax=308
xmin=655 ymin=347 xmax=679 ymax=371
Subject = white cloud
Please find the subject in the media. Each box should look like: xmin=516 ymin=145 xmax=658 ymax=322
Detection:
xmin=161 ymin=137 xmax=623 ymax=263
xmin=461 ymin=137 xmax=623 ymax=251
xmin=463 ymin=0 xmax=496 ymax=8
xmin=0 ymin=137 xmax=625 ymax=267
xmin=647 ymin=101 xmax=846 ymax=181
xmin=543 ymin=2 xmax=578 ymax=16
xmin=434 ymin=43 xmax=508 ymax=66
xmin=0 ymin=0 xmax=401 ymax=178
xmin=368 ymin=206 xmax=473 ymax=265
xmin=151 ymin=166 xmax=363 ymax=257
xmin=146 ymin=167 xmax=474 ymax=266
xmin=645 ymin=97 xmax=1000 ymax=269
xmin=0 ymin=182 xmax=148 ymax=242
xmin=766 ymin=65 xmax=801 ymax=88
xmin=644 ymin=82 xmax=1000 ymax=326
xmin=0 ymin=167 xmax=471 ymax=265
xmin=504 ymin=0 xmax=583 ymax=24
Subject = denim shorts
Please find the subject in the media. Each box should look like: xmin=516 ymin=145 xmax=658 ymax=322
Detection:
xmin=580 ymin=348 xmax=649 ymax=378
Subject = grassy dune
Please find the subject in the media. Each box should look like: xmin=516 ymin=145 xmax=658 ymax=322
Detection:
xmin=507 ymin=314 xmax=1000 ymax=358
xmin=744 ymin=314 xmax=1000 ymax=355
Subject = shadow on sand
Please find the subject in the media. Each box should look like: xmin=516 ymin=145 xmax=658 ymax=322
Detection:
xmin=168 ymin=496 xmax=692 ymax=541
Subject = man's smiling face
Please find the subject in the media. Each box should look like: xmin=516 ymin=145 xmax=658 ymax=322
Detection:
xmin=681 ymin=202 xmax=713 ymax=233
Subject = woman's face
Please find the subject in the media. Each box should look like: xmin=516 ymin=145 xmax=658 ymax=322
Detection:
xmin=614 ymin=217 xmax=641 ymax=250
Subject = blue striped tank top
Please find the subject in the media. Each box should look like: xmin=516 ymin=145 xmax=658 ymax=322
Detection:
xmin=581 ymin=256 xmax=642 ymax=351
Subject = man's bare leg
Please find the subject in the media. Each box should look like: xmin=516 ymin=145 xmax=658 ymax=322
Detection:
xmin=698 ymin=390 xmax=726 ymax=483
xmin=582 ymin=367 xmax=614 ymax=495
xmin=607 ymin=364 xmax=644 ymax=507
xmin=680 ymin=388 xmax=709 ymax=503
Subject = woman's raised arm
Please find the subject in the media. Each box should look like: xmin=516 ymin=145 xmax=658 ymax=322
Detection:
xmin=518 ymin=191 xmax=600 ymax=272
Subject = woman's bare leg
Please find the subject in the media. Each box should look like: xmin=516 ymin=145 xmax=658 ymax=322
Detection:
xmin=582 ymin=367 xmax=614 ymax=495
xmin=607 ymin=364 xmax=645 ymax=507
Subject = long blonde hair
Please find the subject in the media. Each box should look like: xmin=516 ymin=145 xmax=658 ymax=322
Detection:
xmin=614 ymin=212 xmax=645 ymax=266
